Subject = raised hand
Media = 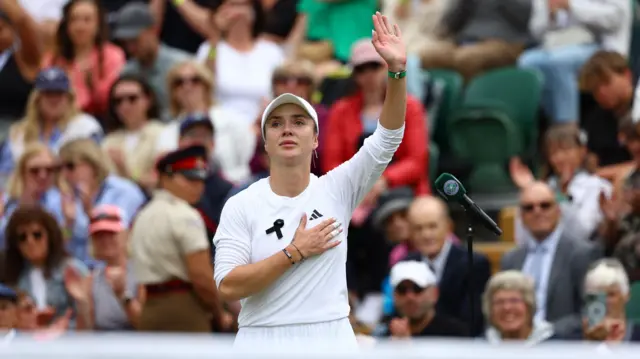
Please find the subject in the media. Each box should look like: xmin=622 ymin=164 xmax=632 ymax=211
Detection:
xmin=292 ymin=214 xmax=343 ymax=258
xmin=371 ymin=11 xmax=406 ymax=72
xmin=509 ymin=157 xmax=535 ymax=189
xmin=64 ymin=265 xmax=92 ymax=303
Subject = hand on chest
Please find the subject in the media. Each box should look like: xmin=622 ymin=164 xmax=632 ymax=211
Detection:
xmin=251 ymin=205 xmax=344 ymax=262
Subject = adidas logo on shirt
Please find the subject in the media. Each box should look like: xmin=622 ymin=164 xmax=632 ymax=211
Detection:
xmin=310 ymin=210 xmax=323 ymax=220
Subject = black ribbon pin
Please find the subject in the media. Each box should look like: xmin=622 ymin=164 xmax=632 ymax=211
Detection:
xmin=265 ymin=219 xmax=285 ymax=240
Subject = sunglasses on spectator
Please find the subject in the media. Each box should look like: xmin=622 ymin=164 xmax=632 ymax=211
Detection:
xmin=90 ymin=213 xmax=122 ymax=224
xmin=17 ymin=230 xmax=44 ymax=243
xmin=492 ymin=297 xmax=524 ymax=307
xmin=273 ymin=76 xmax=313 ymax=87
xmin=173 ymin=76 xmax=203 ymax=88
xmin=61 ymin=161 xmax=76 ymax=171
xmin=114 ymin=93 xmax=141 ymax=106
xmin=26 ymin=165 xmax=58 ymax=176
xmin=520 ymin=201 xmax=554 ymax=213
xmin=395 ymin=283 xmax=425 ymax=295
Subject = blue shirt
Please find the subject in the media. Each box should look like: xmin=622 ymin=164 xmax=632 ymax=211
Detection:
xmin=93 ymin=175 xmax=146 ymax=226
xmin=522 ymin=226 xmax=562 ymax=322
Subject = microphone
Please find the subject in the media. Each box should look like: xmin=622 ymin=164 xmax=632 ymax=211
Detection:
xmin=434 ymin=173 xmax=503 ymax=236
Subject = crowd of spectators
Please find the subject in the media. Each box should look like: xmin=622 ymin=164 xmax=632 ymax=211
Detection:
xmin=0 ymin=0 xmax=638 ymax=350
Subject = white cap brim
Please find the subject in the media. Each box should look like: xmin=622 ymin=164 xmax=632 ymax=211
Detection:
xmin=261 ymin=93 xmax=319 ymax=139
xmin=390 ymin=261 xmax=437 ymax=289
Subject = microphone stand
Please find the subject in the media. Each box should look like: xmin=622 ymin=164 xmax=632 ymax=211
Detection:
xmin=464 ymin=209 xmax=476 ymax=338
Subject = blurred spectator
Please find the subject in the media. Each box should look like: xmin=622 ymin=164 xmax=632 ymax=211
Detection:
xmin=154 ymin=0 xmax=213 ymax=54
xmin=501 ymin=181 xmax=602 ymax=336
xmin=381 ymin=0 xmax=447 ymax=57
xmin=562 ymin=259 xmax=640 ymax=342
xmin=14 ymin=290 xmax=36 ymax=331
xmin=177 ymin=114 xmax=234 ymax=245
xmin=115 ymin=2 xmax=191 ymax=119
xmin=421 ymin=0 xmax=531 ymax=81
xmin=0 ymin=144 xmax=87 ymax=261
xmin=157 ymin=60 xmax=255 ymax=184
xmin=58 ymin=138 xmax=147 ymax=227
xmin=375 ymin=261 xmax=468 ymax=338
xmin=85 ymin=205 xmax=143 ymax=330
xmin=371 ymin=187 xmax=414 ymax=268
xmin=3 ymin=205 xmax=90 ymax=329
xmin=323 ymin=39 xmax=429 ymax=211
xmin=0 ymin=67 xmax=102 ymax=177
xmin=265 ymin=59 xmax=326 ymax=176
xmin=0 ymin=284 xmax=18 ymax=332
xmin=483 ymin=270 xmax=555 ymax=345
xmin=43 ymin=0 xmax=126 ymax=118
xmin=196 ymin=0 xmax=284 ymax=126
xmin=402 ymin=196 xmax=490 ymax=336
xmin=579 ymin=51 xmax=634 ymax=179
xmin=519 ymin=0 xmax=631 ymax=124
xmin=288 ymin=0 xmax=378 ymax=72
xmin=130 ymin=145 xmax=227 ymax=332
xmin=0 ymin=1 xmax=43 ymax=127
xmin=261 ymin=0 xmax=298 ymax=45
xmin=102 ymin=74 xmax=163 ymax=193
xmin=510 ymin=124 xmax=612 ymax=242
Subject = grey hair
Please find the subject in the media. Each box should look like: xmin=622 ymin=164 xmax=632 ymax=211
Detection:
xmin=584 ymin=258 xmax=630 ymax=295
xmin=482 ymin=270 xmax=537 ymax=320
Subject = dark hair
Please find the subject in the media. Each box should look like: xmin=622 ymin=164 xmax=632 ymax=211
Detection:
xmin=106 ymin=74 xmax=160 ymax=132
xmin=3 ymin=205 xmax=67 ymax=285
xmin=579 ymin=50 xmax=629 ymax=92
xmin=540 ymin=124 xmax=591 ymax=179
xmin=54 ymin=0 xmax=110 ymax=78
xmin=209 ymin=0 xmax=265 ymax=39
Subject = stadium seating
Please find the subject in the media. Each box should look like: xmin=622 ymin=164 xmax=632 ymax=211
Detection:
xmin=425 ymin=69 xmax=464 ymax=155
xmin=627 ymin=281 xmax=640 ymax=324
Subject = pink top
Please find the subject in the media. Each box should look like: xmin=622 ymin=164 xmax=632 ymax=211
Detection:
xmin=43 ymin=43 xmax=126 ymax=116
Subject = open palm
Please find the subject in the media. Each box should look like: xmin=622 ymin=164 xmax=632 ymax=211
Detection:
xmin=371 ymin=12 xmax=406 ymax=71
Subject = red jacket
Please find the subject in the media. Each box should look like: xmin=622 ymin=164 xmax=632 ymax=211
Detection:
xmin=322 ymin=92 xmax=430 ymax=194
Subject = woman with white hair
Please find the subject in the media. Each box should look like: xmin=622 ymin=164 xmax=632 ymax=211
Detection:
xmin=483 ymin=270 xmax=555 ymax=345
xmin=572 ymin=258 xmax=640 ymax=342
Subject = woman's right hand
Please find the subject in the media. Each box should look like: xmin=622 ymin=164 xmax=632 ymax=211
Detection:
xmin=509 ymin=157 xmax=535 ymax=189
xmin=292 ymin=215 xmax=343 ymax=258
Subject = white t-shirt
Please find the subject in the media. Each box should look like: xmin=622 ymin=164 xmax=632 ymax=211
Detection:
xmin=196 ymin=40 xmax=284 ymax=126
xmin=213 ymin=122 xmax=405 ymax=327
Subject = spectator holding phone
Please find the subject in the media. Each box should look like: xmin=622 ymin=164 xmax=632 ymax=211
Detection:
xmin=562 ymin=259 xmax=640 ymax=342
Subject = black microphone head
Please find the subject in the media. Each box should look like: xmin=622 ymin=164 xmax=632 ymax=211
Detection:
xmin=434 ymin=173 xmax=467 ymax=202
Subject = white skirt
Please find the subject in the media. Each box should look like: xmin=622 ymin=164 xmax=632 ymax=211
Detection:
xmin=233 ymin=317 xmax=358 ymax=352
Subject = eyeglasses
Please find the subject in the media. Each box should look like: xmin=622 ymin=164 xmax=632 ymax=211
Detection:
xmin=17 ymin=230 xmax=44 ymax=243
xmin=26 ymin=165 xmax=58 ymax=176
xmin=520 ymin=201 xmax=554 ymax=213
xmin=114 ymin=94 xmax=141 ymax=106
xmin=273 ymin=76 xmax=313 ymax=87
xmin=173 ymin=76 xmax=202 ymax=88
xmin=395 ymin=283 xmax=425 ymax=295
xmin=492 ymin=297 xmax=524 ymax=307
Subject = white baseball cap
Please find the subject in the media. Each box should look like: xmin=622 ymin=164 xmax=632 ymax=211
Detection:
xmin=390 ymin=261 xmax=437 ymax=289
xmin=261 ymin=93 xmax=319 ymax=139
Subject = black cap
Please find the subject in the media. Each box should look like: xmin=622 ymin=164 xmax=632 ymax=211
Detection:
xmin=156 ymin=145 xmax=208 ymax=181
xmin=0 ymin=284 xmax=17 ymax=303
xmin=372 ymin=187 xmax=414 ymax=230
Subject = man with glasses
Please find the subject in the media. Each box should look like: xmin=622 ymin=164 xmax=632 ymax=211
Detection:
xmin=130 ymin=145 xmax=225 ymax=332
xmin=502 ymin=181 xmax=602 ymax=336
xmin=373 ymin=261 xmax=467 ymax=338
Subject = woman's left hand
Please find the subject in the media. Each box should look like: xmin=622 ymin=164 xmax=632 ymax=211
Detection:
xmin=64 ymin=265 xmax=92 ymax=303
xmin=371 ymin=12 xmax=407 ymax=72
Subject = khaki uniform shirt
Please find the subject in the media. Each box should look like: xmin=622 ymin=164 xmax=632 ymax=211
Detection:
xmin=131 ymin=189 xmax=209 ymax=284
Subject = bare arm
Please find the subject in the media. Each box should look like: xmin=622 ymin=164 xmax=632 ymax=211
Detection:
xmin=167 ymin=0 xmax=215 ymax=39
xmin=120 ymin=285 xmax=144 ymax=329
xmin=285 ymin=14 xmax=307 ymax=58
xmin=1 ymin=0 xmax=42 ymax=70
xmin=185 ymin=250 xmax=224 ymax=317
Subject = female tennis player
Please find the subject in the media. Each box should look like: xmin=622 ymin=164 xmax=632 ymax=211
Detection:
xmin=213 ymin=12 xmax=407 ymax=348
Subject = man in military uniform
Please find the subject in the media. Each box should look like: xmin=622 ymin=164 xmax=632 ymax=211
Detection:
xmin=130 ymin=145 xmax=223 ymax=332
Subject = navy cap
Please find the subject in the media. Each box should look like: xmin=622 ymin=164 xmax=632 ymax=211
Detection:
xmin=35 ymin=67 xmax=70 ymax=92
xmin=179 ymin=113 xmax=215 ymax=136
xmin=156 ymin=145 xmax=208 ymax=181
xmin=113 ymin=2 xmax=155 ymax=40
xmin=0 ymin=284 xmax=17 ymax=303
